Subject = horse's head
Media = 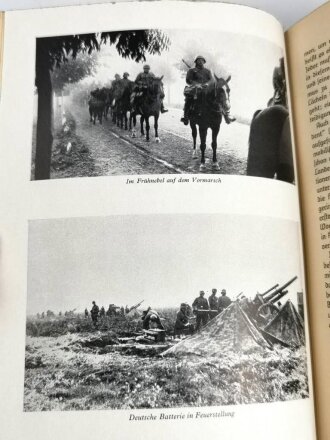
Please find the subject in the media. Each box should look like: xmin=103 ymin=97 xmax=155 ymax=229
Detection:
xmin=148 ymin=76 xmax=164 ymax=97
xmin=213 ymin=74 xmax=231 ymax=113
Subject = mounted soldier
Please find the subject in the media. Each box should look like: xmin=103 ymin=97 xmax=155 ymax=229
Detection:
xmin=269 ymin=57 xmax=287 ymax=107
xmin=181 ymin=55 xmax=235 ymax=125
xmin=131 ymin=64 xmax=168 ymax=114
xmin=122 ymin=72 xmax=130 ymax=86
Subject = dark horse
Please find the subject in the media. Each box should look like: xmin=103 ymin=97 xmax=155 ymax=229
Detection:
xmin=117 ymin=80 xmax=135 ymax=130
xmin=88 ymin=88 xmax=107 ymax=125
xmin=247 ymin=105 xmax=294 ymax=183
xmin=189 ymin=76 xmax=231 ymax=171
xmin=132 ymin=76 xmax=164 ymax=142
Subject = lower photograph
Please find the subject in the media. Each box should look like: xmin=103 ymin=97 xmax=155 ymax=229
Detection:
xmin=25 ymin=213 xmax=308 ymax=411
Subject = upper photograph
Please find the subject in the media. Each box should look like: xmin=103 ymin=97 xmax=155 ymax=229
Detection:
xmin=31 ymin=28 xmax=294 ymax=182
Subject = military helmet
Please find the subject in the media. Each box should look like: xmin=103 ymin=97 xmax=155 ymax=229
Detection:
xmin=195 ymin=55 xmax=206 ymax=63
xmin=143 ymin=64 xmax=150 ymax=69
xmin=123 ymin=72 xmax=129 ymax=77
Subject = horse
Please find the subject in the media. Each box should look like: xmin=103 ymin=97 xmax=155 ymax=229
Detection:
xmin=189 ymin=75 xmax=231 ymax=171
xmin=101 ymin=87 xmax=113 ymax=120
xmin=88 ymin=88 xmax=107 ymax=125
xmin=116 ymin=80 xmax=135 ymax=130
xmin=132 ymin=76 xmax=164 ymax=142
xmin=247 ymin=104 xmax=294 ymax=183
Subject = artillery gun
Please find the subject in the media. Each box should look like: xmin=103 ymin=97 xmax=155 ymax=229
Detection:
xmin=249 ymin=276 xmax=298 ymax=326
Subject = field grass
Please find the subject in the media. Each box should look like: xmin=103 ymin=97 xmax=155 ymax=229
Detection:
xmin=24 ymin=312 xmax=309 ymax=412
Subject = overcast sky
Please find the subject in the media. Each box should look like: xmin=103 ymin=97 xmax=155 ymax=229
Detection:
xmin=27 ymin=214 xmax=303 ymax=314
xmin=74 ymin=28 xmax=282 ymax=121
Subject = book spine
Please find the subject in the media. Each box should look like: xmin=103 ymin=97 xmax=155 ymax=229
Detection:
xmin=0 ymin=12 xmax=4 ymax=97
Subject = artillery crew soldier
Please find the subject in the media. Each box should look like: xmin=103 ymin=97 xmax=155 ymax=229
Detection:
xmin=218 ymin=289 xmax=231 ymax=313
xmin=99 ymin=306 xmax=105 ymax=318
xmin=208 ymin=288 xmax=219 ymax=319
xmin=141 ymin=307 xmax=164 ymax=330
xmin=174 ymin=303 xmax=194 ymax=337
xmin=132 ymin=64 xmax=168 ymax=113
xmin=90 ymin=301 xmax=99 ymax=327
xmin=192 ymin=290 xmax=209 ymax=331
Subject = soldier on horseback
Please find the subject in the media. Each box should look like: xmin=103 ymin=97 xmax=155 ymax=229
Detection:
xmin=131 ymin=64 xmax=168 ymax=113
xmin=181 ymin=55 xmax=235 ymax=125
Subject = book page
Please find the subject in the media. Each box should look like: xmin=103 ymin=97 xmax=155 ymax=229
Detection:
xmin=0 ymin=12 xmax=4 ymax=95
xmin=0 ymin=2 xmax=316 ymax=439
xmin=286 ymin=3 xmax=330 ymax=440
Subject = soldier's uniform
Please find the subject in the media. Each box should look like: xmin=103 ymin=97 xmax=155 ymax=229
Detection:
xmin=181 ymin=55 xmax=235 ymax=125
xmin=90 ymin=302 xmax=99 ymax=326
xmin=142 ymin=308 xmax=164 ymax=330
xmin=121 ymin=72 xmax=131 ymax=87
xmin=218 ymin=290 xmax=231 ymax=313
xmin=271 ymin=57 xmax=287 ymax=106
xmin=181 ymin=57 xmax=212 ymax=124
xmin=208 ymin=291 xmax=219 ymax=319
xmin=174 ymin=304 xmax=194 ymax=336
xmin=192 ymin=293 xmax=209 ymax=330
xmin=131 ymin=65 xmax=167 ymax=113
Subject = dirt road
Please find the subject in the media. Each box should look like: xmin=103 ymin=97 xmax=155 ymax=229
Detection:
xmin=54 ymin=101 xmax=250 ymax=178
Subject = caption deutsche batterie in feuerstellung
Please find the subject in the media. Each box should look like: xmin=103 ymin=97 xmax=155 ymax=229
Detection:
xmin=126 ymin=177 xmax=222 ymax=185
xmin=129 ymin=410 xmax=235 ymax=421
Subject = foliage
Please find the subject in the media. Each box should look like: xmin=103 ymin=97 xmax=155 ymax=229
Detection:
xmin=24 ymin=333 xmax=309 ymax=411
xmin=51 ymin=52 xmax=98 ymax=93
xmin=39 ymin=30 xmax=171 ymax=72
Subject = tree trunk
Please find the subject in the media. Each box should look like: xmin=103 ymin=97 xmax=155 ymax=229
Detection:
xmin=35 ymin=39 xmax=53 ymax=180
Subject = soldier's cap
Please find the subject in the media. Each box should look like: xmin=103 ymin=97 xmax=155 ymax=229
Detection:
xmin=195 ymin=55 xmax=206 ymax=63
xmin=221 ymin=289 xmax=226 ymax=294
xmin=143 ymin=64 xmax=150 ymax=69
xmin=180 ymin=303 xmax=186 ymax=307
xmin=123 ymin=72 xmax=129 ymax=77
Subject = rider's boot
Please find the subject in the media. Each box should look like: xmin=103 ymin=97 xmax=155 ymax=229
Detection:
xmin=180 ymin=101 xmax=190 ymax=125
xmin=161 ymin=102 xmax=168 ymax=113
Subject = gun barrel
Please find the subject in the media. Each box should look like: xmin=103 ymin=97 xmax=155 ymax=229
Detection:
xmin=263 ymin=276 xmax=297 ymax=302
xmin=269 ymin=289 xmax=288 ymax=305
xmin=261 ymin=284 xmax=279 ymax=298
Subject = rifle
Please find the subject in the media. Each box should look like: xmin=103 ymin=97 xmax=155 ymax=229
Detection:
xmin=182 ymin=59 xmax=191 ymax=69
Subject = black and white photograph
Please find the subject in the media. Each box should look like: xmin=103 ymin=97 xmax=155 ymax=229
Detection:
xmin=25 ymin=214 xmax=308 ymax=411
xmin=32 ymin=28 xmax=294 ymax=182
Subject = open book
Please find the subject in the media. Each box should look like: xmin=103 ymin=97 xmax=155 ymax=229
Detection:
xmin=0 ymin=1 xmax=329 ymax=439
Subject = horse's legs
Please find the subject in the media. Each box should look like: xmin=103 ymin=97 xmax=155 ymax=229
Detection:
xmin=191 ymin=121 xmax=197 ymax=158
xmin=199 ymin=126 xmax=207 ymax=169
xmin=145 ymin=117 xmax=150 ymax=142
xmin=140 ymin=116 xmax=145 ymax=137
xmin=211 ymin=125 xmax=220 ymax=168
xmin=124 ymin=112 xmax=128 ymax=130
xmin=154 ymin=115 xmax=160 ymax=142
